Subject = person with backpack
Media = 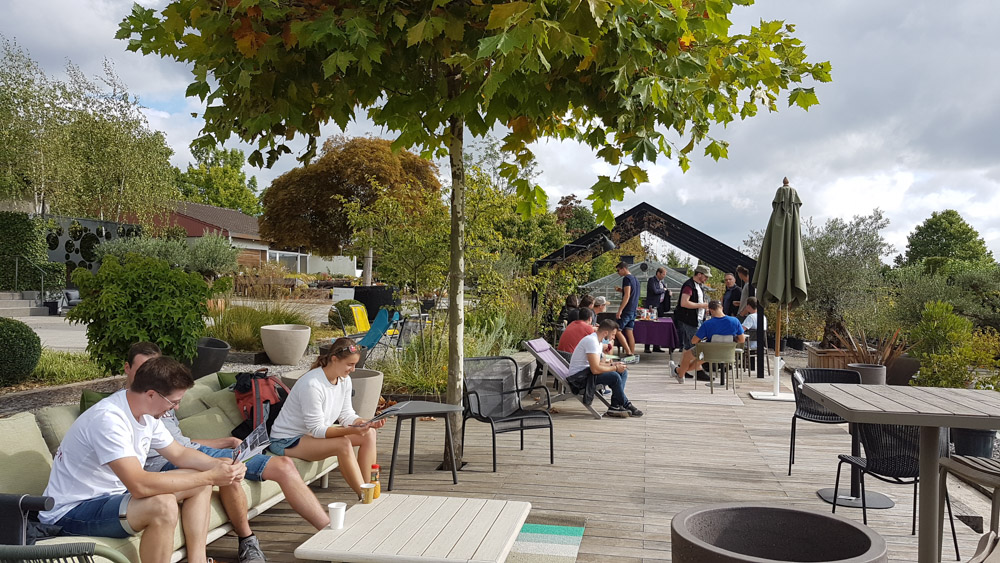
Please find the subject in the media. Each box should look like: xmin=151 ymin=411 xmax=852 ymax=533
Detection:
xmin=269 ymin=337 xmax=385 ymax=499
xmin=129 ymin=343 xmax=330 ymax=563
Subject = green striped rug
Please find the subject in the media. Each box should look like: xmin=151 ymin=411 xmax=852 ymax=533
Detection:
xmin=505 ymin=522 xmax=584 ymax=562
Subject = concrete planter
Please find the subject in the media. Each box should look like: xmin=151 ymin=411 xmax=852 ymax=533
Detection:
xmin=260 ymin=324 xmax=311 ymax=365
xmin=672 ymin=503 xmax=887 ymax=563
xmin=350 ymin=368 xmax=384 ymax=420
xmin=848 ymin=363 xmax=887 ymax=386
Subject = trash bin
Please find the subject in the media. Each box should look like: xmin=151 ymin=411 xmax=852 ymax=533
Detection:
xmin=672 ymin=503 xmax=887 ymax=562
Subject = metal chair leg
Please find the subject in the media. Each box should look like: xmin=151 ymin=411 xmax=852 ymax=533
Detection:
xmin=832 ymin=460 xmax=844 ymax=514
xmin=859 ymin=472 xmax=868 ymax=525
xmin=788 ymin=416 xmax=797 ymax=476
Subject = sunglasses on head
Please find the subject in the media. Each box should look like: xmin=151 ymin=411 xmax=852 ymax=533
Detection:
xmin=332 ymin=343 xmax=359 ymax=356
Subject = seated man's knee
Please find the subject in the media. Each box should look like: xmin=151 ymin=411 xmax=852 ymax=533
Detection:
xmin=265 ymin=455 xmax=301 ymax=482
xmin=142 ymin=494 xmax=180 ymax=527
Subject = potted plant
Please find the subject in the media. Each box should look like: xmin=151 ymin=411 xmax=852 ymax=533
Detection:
xmin=910 ymin=301 xmax=1000 ymax=456
xmin=834 ymin=328 xmax=907 ymax=385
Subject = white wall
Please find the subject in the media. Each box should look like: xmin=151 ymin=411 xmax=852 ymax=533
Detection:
xmin=307 ymin=255 xmax=357 ymax=276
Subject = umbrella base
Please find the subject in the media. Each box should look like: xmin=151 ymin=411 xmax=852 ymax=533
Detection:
xmin=749 ymin=391 xmax=795 ymax=402
xmin=816 ymin=488 xmax=895 ymax=509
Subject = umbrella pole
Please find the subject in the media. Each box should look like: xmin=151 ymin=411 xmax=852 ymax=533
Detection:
xmin=772 ymin=307 xmax=783 ymax=396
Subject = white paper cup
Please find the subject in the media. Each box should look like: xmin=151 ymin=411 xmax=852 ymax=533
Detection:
xmin=328 ymin=502 xmax=346 ymax=529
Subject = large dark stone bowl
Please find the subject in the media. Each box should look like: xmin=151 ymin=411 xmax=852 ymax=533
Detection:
xmin=672 ymin=503 xmax=887 ymax=563
xmin=186 ymin=337 xmax=231 ymax=378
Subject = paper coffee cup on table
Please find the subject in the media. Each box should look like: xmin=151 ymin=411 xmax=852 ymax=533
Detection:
xmin=328 ymin=502 xmax=346 ymax=529
xmin=361 ymin=483 xmax=376 ymax=504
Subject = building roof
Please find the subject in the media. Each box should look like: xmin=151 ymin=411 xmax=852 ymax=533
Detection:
xmin=173 ymin=201 xmax=260 ymax=240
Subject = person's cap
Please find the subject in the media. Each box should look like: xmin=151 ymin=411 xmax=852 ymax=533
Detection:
xmin=694 ymin=264 xmax=712 ymax=277
xmin=594 ymin=296 xmax=608 ymax=306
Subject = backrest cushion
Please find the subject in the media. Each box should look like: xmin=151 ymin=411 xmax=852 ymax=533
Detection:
xmin=200 ymin=388 xmax=243 ymax=427
xmin=0 ymin=412 xmax=54 ymax=495
xmin=178 ymin=406 xmax=233 ymax=441
xmin=176 ymin=382 xmax=214 ymax=419
xmin=34 ymin=405 xmax=81 ymax=457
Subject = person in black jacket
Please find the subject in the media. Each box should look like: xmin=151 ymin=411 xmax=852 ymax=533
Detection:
xmin=643 ymin=267 xmax=668 ymax=353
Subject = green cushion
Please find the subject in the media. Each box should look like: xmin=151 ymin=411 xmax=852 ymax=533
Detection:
xmin=80 ymin=389 xmax=111 ymax=413
xmin=176 ymin=382 xmax=214 ymax=420
xmin=178 ymin=406 xmax=234 ymax=440
xmin=200 ymin=388 xmax=243 ymax=427
xmin=194 ymin=373 xmax=223 ymax=392
xmin=217 ymin=371 xmax=238 ymax=389
xmin=34 ymin=404 xmax=81 ymax=457
xmin=0 ymin=412 xmax=54 ymax=495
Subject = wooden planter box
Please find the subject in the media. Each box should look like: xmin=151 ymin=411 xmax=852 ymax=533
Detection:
xmin=805 ymin=342 xmax=851 ymax=370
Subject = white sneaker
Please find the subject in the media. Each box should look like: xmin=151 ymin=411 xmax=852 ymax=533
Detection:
xmin=669 ymin=361 xmax=683 ymax=384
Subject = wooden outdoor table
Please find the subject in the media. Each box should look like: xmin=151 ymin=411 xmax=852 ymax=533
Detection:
xmin=295 ymin=494 xmax=531 ymax=562
xmin=803 ymin=383 xmax=1000 ymax=563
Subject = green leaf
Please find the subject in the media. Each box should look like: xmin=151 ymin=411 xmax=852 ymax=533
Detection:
xmin=407 ymin=20 xmax=427 ymax=46
xmin=487 ymin=2 xmax=532 ymax=30
xmin=788 ymin=87 xmax=819 ymax=110
xmin=322 ymin=51 xmax=358 ymax=77
xmin=703 ymin=140 xmax=729 ymax=161
xmin=477 ymin=34 xmax=504 ymax=57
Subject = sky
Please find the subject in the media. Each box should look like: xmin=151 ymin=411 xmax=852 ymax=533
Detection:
xmin=3 ymin=1 xmax=999 ymax=263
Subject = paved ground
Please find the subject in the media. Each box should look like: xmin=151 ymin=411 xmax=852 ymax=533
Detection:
xmin=17 ymin=315 xmax=89 ymax=352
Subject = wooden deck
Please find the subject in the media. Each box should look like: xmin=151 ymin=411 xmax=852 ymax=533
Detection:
xmin=207 ymin=353 xmax=985 ymax=562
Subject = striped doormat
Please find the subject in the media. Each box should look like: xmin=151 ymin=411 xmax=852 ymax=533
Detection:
xmin=505 ymin=521 xmax=585 ymax=562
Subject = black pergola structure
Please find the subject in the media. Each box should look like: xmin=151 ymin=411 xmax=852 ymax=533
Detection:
xmin=532 ymin=201 xmax=767 ymax=378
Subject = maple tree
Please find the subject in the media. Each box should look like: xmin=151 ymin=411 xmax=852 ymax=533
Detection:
xmin=119 ymin=0 xmax=830 ymax=465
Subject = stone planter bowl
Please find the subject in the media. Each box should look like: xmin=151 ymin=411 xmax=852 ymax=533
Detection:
xmin=350 ymin=369 xmax=384 ymax=420
xmin=260 ymin=324 xmax=311 ymax=365
xmin=672 ymin=503 xmax=887 ymax=563
xmin=848 ymin=363 xmax=887 ymax=386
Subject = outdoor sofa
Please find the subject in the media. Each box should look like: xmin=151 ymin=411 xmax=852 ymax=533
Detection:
xmin=0 ymin=373 xmax=341 ymax=562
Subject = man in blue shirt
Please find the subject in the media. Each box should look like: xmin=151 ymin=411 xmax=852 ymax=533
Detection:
xmin=615 ymin=261 xmax=640 ymax=356
xmin=670 ymin=300 xmax=745 ymax=383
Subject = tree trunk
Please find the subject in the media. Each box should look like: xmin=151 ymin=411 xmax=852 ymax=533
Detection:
xmin=443 ymin=90 xmax=466 ymax=470
xmin=363 ymin=229 xmax=373 ymax=285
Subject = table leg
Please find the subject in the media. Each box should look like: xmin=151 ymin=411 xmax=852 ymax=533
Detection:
xmin=444 ymin=414 xmax=458 ymax=484
xmin=918 ymin=426 xmax=940 ymax=563
xmin=816 ymin=423 xmax=894 ymax=509
xmin=388 ymin=416 xmax=403 ymax=491
xmin=408 ymin=417 xmax=416 ymax=474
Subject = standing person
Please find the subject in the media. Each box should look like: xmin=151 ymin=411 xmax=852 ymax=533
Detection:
xmin=567 ymin=319 xmax=643 ymax=418
xmin=128 ymin=343 xmax=330 ymax=562
xmin=674 ymin=265 xmax=712 ymax=377
xmin=615 ymin=261 xmax=640 ymax=356
xmin=736 ymin=265 xmax=755 ymax=318
xmin=643 ymin=267 xmax=668 ymax=353
xmin=269 ymin=338 xmax=385 ymax=499
xmin=40 ymin=356 xmax=246 ymax=563
xmin=722 ymin=272 xmax=740 ymax=317
xmin=670 ymin=300 xmax=745 ymax=383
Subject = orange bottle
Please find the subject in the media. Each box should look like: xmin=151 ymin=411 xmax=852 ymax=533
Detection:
xmin=370 ymin=464 xmax=381 ymax=499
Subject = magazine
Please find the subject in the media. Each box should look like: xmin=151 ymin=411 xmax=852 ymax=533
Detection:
xmin=231 ymin=404 xmax=271 ymax=463
xmin=360 ymin=401 xmax=411 ymax=425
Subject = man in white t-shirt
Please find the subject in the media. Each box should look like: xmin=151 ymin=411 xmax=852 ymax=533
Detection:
xmin=567 ymin=319 xmax=644 ymax=418
xmin=127 ymin=343 xmax=329 ymax=563
xmin=40 ymin=356 xmax=246 ymax=563
xmin=741 ymin=297 xmax=767 ymax=350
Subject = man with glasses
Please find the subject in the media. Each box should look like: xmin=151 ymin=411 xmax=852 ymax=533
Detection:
xmin=40 ymin=355 xmax=246 ymax=563
xmin=129 ymin=343 xmax=330 ymax=563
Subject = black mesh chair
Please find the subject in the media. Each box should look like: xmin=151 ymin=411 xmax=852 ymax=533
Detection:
xmin=0 ymin=494 xmax=131 ymax=563
xmin=789 ymin=368 xmax=861 ymax=476
xmin=463 ymin=356 xmax=554 ymax=472
xmin=832 ymin=424 xmax=959 ymax=560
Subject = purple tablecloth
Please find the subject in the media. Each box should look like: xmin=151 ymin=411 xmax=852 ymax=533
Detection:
xmin=633 ymin=318 xmax=680 ymax=349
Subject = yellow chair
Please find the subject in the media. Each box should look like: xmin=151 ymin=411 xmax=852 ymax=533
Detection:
xmin=350 ymin=303 xmax=371 ymax=333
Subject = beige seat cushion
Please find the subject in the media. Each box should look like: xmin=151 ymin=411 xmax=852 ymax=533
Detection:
xmin=178 ymin=406 xmax=234 ymax=441
xmin=0 ymin=412 xmax=54 ymax=495
xmin=200 ymin=388 xmax=243 ymax=427
xmin=34 ymin=404 xmax=81 ymax=457
xmin=176 ymin=382 xmax=215 ymax=419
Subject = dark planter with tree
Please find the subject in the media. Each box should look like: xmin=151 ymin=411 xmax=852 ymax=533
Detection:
xmin=952 ymin=428 xmax=996 ymax=457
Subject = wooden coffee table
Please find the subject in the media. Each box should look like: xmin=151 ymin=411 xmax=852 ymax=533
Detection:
xmin=294 ymin=494 xmax=531 ymax=562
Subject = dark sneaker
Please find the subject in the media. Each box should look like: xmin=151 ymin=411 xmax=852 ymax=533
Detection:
xmin=239 ymin=535 xmax=266 ymax=563
xmin=695 ymin=370 xmax=711 ymax=381
xmin=653 ymin=346 xmax=666 ymax=353
xmin=606 ymin=405 xmax=630 ymax=418
xmin=625 ymin=403 xmax=644 ymax=417
xmin=644 ymin=346 xmax=652 ymax=353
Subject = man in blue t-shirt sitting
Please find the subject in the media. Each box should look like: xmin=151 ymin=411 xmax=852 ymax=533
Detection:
xmin=670 ymin=299 xmax=745 ymax=383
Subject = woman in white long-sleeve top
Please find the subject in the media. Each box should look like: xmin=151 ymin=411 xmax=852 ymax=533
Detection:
xmin=269 ymin=337 xmax=384 ymax=498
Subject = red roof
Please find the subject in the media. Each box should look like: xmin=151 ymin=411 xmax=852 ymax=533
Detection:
xmin=172 ymin=201 xmax=261 ymax=240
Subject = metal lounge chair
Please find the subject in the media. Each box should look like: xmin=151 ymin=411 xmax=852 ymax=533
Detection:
xmin=789 ymin=368 xmax=860 ymax=476
xmin=462 ymin=356 xmax=554 ymax=472
xmin=0 ymin=494 xmax=130 ymax=563
xmin=521 ymin=338 xmax=610 ymax=419
xmin=355 ymin=309 xmax=399 ymax=366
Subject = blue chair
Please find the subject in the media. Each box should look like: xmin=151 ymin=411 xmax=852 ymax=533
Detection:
xmin=356 ymin=309 xmax=400 ymax=364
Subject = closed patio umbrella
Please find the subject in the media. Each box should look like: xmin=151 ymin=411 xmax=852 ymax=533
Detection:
xmin=749 ymin=178 xmax=809 ymax=401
